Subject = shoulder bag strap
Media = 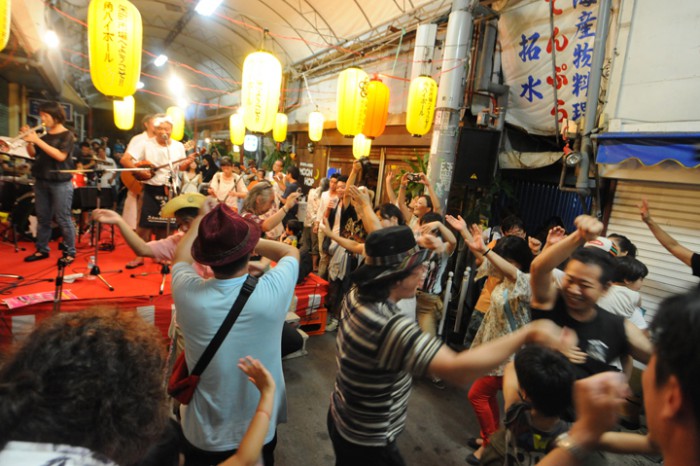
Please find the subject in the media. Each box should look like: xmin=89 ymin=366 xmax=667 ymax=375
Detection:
xmin=190 ymin=275 xmax=259 ymax=376
xmin=502 ymin=288 xmax=518 ymax=332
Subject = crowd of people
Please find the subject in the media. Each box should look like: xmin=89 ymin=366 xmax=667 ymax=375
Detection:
xmin=2 ymin=106 xmax=699 ymax=466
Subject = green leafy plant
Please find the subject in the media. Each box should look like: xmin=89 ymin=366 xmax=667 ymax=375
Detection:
xmin=263 ymin=147 xmax=294 ymax=171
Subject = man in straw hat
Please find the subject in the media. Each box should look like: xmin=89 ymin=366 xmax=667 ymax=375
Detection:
xmin=328 ymin=225 xmax=577 ymax=466
xmin=172 ymin=202 xmax=299 ymax=466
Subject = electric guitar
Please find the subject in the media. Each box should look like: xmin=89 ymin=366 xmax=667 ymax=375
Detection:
xmin=121 ymin=140 xmax=195 ymax=195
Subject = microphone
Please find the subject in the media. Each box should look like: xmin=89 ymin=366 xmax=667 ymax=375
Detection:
xmin=160 ymin=133 xmax=169 ymax=141
xmin=63 ymin=273 xmax=84 ymax=283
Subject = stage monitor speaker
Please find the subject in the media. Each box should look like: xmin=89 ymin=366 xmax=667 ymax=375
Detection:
xmin=77 ymin=187 xmax=115 ymax=210
xmin=454 ymin=128 xmax=501 ymax=187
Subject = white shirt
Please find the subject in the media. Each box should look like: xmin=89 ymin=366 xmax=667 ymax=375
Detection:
xmin=209 ymin=172 xmax=247 ymax=210
xmin=137 ymin=139 xmax=186 ymax=187
xmin=96 ymin=157 xmax=117 ymax=188
xmin=316 ymin=190 xmax=338 ymax=224
xmin=124 ymin=131 xmax=150 ymax=159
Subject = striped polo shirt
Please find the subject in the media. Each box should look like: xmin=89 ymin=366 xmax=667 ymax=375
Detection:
xmin=329 ymin=288 xmax=443 ymax=446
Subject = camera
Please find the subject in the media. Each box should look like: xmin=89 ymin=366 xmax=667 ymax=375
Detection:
xmin=407 ymin=173 xmax=422 ymax=182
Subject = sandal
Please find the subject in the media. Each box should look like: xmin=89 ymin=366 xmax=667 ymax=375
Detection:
xmin=125 ymin=258 xmax=144 ymax=269
xmin=24 ymin=251 xmax=49 ymax=262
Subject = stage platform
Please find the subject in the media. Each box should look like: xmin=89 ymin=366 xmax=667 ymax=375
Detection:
xmin=0 ymin=227 xmax=329 ymax=346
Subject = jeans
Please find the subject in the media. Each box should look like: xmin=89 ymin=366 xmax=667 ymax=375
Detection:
xmin=33 ymin=179 xmax=76 ymax=256
xmin=327 ymin=410 xmax=406 ymax=466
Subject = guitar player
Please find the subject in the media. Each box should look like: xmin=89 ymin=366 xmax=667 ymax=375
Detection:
xmin=119 ymin=114 xmax=194 ymax=269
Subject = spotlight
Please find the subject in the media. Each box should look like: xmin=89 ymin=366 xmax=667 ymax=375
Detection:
xmin=43 ymin=30 xmax=60 ymax=48
xmin=136 ymin=81 xmax=145 ymax=89
xmin=169 ymin=75 xmax=185 ymax=94
xmin=154 ymin=54 xmax=168 ymax=67
xmin=195 ymin=0 xmax=223 ymax=16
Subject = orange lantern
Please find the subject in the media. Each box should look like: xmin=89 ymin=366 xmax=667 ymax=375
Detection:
xmin=230 ymin=112 xmax=245 ymax=146
xmin=352 ymin=134 xmax=372 ymax=159
xmin=336 ymin=67 xmax=368 ymax=137
xmin=88 ymin=0 xmax=143 ymax=98
xmin=362 ymin=78 xmax=390 ymax=139
xmin=166 ymin=106 xmax=185 ymax=141
xmin=273 ymin=113 xmax=288 ymax=142
xmin=406 ymin=75 xmax=438 ymax=137
xmin=308 ymin=110 xmax=324 ymax=142
xmin=241 ymin=51 xmax=282 ymax=133
xmin=0 ymin=0 xmax=10 ymax=52
xmin=113 ymin=95 xmax=135 ymax=130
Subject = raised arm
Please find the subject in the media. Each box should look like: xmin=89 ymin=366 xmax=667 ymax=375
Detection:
xmin=255 ymin=238 xmax=300 ymax=263
xmin=530 ymin=215 xmax=603 ymax=309
xmin=344 ymin=160 xmax=361 ymax=207
xmin=640 ymin=199 xmax=694 ymax=267
xmin=92 ymin=209 xmax=154 ymax=258
xmin=384 ymin=168 xmax=397 ymax=204
xmin=396 ymin=173 xmax=413 ymax=223
xmin=420 ymin=221 xmax=457 ymax=255
xmin=419 ymin=173 xmax=441 ymax=214
xmin=445 ymin=214 xmax=485 ymax=262
xmin=464 ymin=223 xmax=519 ymax=281
xmin=219 ymin=357 xmax=276 ymax=466
xmin=261 ymin=192 xmax=300 ymax=232
xmin=347 ymin=185 xmax=382 ymax=234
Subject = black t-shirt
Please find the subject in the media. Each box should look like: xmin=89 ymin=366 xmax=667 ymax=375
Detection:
xmin=531 ymin=295 xmax=629 ymax=379
xmin=692 ymin=253 xmax=700 ymax=278
xmin=282 ymin=181 xmax=299 ymax=223
xmin=31 ymin=131 xmax=75 ymax=182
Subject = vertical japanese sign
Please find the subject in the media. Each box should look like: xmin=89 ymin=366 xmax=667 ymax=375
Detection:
xmin=498 ymin=0 xmax=599 ymax=135
xmin=88 ymin=0 xmax=143 ymax=98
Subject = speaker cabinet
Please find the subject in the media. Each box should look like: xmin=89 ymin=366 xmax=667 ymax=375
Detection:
xmin=454 ymin=128 xmax=501 ymax=186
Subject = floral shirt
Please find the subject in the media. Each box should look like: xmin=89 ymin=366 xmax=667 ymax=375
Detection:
xmin=471 ymin=269 xmax=532 ymax=376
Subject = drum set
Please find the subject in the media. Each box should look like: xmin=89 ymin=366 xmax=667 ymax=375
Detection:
xmin=0 ymin=136 xmax=37 ymax=251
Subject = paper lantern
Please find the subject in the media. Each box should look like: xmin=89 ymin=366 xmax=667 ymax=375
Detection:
xmin=352 ymin=134 xmax=372 ymax=159
xmin=88 ymin=0 xmax=143 ymax=98
xmin=113 ymin=95 xmax=135 ymax=130
xmin=273 ymin=113 xmax=288 ymax=143
xmin=308 ymin=111 xmax=324 ymax=142
xmin=362 ymin=78 xmax=390 ymax=139
xmin=230 ymin=113 xmax=245 ymax=146
xmin=336 ymin=67 xmax=368 ymax=137
xmin=241 ymin=51 xmax=282 ymax=133
xmin=406 ymin=75 xmax=438 ymax=137
xmin=166 ymin=106 xmax=185 ymax=141
xmin=0 ymin=0 xmax=10 ymax=52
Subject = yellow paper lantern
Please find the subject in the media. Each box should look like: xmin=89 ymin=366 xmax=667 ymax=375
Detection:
xmin=362 ymin=78 xmax=390 ymax=139
xmin=273 ymin=113 xmax=288 ymax=143
xmin=0 ymin=0 xmax=10 ymax=52
xmin=230 ymin=113 xmax=245 ymax=146
xmin=308 ymin=111 xmax=324 ymax=142
xmin=336 ymin=67 xmax=368 ymax=137
xmin=166 ymin=106 xmax=185 ymax=141
xmin=241 ymin=51 xmax=282 ymax=133
xmin=406 ymin=75 xmax=438 ymax=137
xmin=113 ymin=95 xmax=135 ymax=130
xmin=88 ymin=0 xmax=143 ymax=98
xmin=352 ymin=134 xmax=372 ymax=159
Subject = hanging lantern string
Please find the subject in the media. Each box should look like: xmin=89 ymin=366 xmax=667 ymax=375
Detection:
xmin=390 ymin=27 xmax=406 ymax=77
xmin=302 ymin=74 xmax=316 ymax=108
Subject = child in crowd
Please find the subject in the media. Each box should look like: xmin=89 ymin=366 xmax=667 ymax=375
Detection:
xmin=479 ymin=345 xmax=595 ymax=465
xmin=282 ymin=219 xmax=302 ymax=249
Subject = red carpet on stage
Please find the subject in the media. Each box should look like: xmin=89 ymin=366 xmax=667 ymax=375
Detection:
xmin=0 ymin=228 xmax=176 ymax=345
xmin=1 ymin=227 xmax=330 ymax=346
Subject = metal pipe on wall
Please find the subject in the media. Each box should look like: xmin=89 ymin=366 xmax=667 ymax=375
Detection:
xmin=577 ymin=0 xmax=612 ymax=195
xmin=427 ymin=0 xmax=475 ymax=213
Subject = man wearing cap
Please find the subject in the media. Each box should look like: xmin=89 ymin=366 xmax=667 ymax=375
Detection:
xmin=328 ymin=225 xmax=577 ymax=465
xmin=530 ymin=215 xmax=652 ymax=379
xmin=172 ymin=203 xmax=299 ymax=466
xmin=119 ymin=114 xmax=194 ymax=269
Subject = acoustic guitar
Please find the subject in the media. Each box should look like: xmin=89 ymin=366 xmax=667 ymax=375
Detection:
xmin=121 ymin=140 xmax=195 ymax=195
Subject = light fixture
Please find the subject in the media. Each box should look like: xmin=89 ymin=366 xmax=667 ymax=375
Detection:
xmin=244 ymin=134 xmax=258 ymax=152
xmin=43 ymin=29 xmax=60 ymax=48
xmin=194 ymin=0 xmax=223 ymax=16
xmin=241 ymin=51 xmax=282 ymax=133
xmin=229 ymin=113 xmax=245 ymax=146
xmin=177 ymin=98 xmax=188 ymax=109
xmin=308 ymin=110 xmax=324 ymax=142
xmin=362 ymin=77 xmax=390 ymax=140
xmin=204 ymin=137 xmax=211 ymax=144
xmin=273 ymin=113 xmax=288 ymax=143
xmin=136 ymin=81 xmax=145 ymax=89
xmin=169 ymin=75 xmax=185 ymax=94
xmin=406 ymin=75 xmax=438 ymax=137
xmin=154 ymin=54 xmax=168 ymax=67
xmin=166 ymin=106 xmax=185 ymax=141
xmin=336 ymin=67 xmax=369 ymax=137
xmin=0 ymin=0 xmax=10 ymax=51
xmin=565 ymin=152 xmax=583 ymax=167
xmin=113 ymin=96 xmax=135 ymax=130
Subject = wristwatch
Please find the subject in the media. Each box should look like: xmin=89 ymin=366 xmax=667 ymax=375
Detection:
xmin=554 ymin=432 xmax=589 ymax=462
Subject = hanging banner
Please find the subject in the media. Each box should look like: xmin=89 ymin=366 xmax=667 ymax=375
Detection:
xmin=498 ymin=0 xmax=599 ymax=135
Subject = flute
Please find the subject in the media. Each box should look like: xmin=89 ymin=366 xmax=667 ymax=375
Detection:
xmin=9 ymin=124 xmax=46 ymax=144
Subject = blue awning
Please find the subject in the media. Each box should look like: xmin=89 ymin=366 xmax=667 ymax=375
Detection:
xmin=595 ymin=132 xmax=700 ymax=168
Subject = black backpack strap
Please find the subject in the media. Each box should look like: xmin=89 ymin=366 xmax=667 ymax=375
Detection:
xmin=190 ymin=275 xmax=259 ymax=376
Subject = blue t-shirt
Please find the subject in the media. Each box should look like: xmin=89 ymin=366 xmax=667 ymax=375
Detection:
xmin=172 ymin=256 xmax=298 ymax=451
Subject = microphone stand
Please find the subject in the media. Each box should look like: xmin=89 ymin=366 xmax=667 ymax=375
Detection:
xmin=52 ymin=251 xmax=70 ymax=314
xmin=86 ymin=167 xmax=122 ymax=291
